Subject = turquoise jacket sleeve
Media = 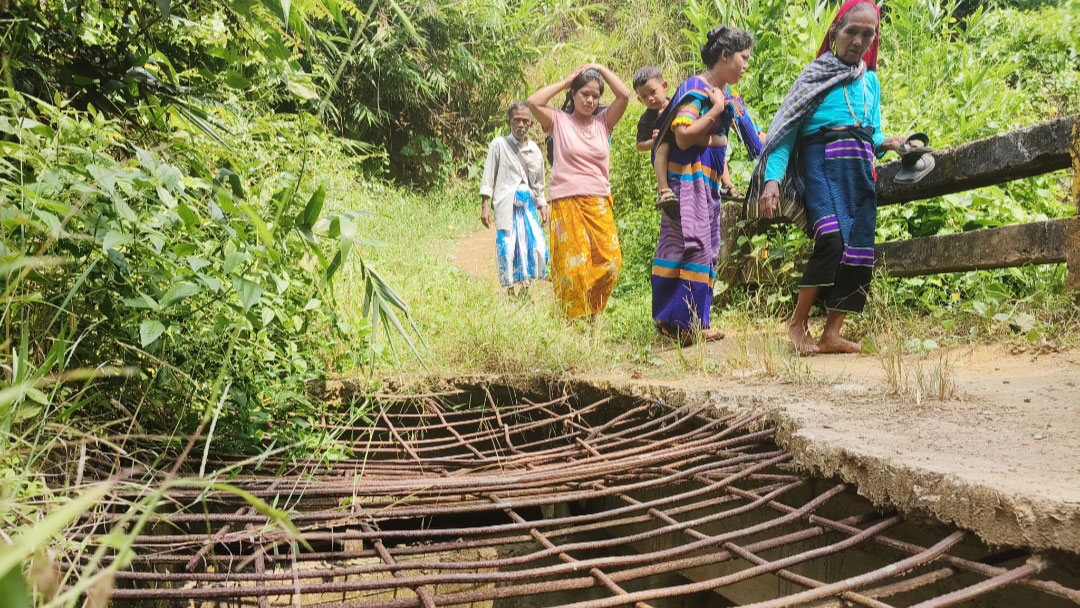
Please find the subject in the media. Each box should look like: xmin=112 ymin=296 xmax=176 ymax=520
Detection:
xmin=764 ymin=127 xmax=797 ymax=183
xmin=867 ymin=72 xmax=886 ymax=157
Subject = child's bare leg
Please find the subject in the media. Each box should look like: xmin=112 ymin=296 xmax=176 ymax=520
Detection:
xmin=653 ymin=142 xmax=678 ymax=211
xmin=653 ymin=142 xmax=671 ymax=194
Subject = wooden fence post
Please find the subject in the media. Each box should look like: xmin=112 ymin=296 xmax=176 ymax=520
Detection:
xmin=1067 ymin=120 xmax=1080 ymax=296
xmin=716 ymin=201 xmax=746 ymax=305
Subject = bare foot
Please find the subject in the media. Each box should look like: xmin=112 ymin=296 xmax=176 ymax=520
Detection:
xmin=788 ymin=321 xmax=819 ymax=355
xmin=817 ymin=335 xmax=862 ymax=354
xmin=657 ymin=324 xmax=721 ymax=346
xmin=656 ymin=323 xmax=686 ymax=345
xmin=702 ymin=329 xmax=725 ymax=341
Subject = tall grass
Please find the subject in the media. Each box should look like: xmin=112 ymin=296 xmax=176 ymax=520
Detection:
xmin=334 ymin=182 xmax=638 ymax=376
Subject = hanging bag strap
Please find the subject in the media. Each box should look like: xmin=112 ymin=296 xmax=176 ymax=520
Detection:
xmin=501 ymin=136 xmax=536 ymax=191
xmin=502 ymin=136 xmax=542 ymax=204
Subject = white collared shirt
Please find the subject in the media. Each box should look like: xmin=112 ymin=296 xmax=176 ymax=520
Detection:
xmin=479 ymin=135 xmax=547 ymax=232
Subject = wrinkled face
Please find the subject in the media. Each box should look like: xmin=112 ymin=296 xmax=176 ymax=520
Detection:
xmin=833 ymin=4 xmax=878 ymax=65
xmin=572 ymin=80 xmax=602 ymax=117
xmin=634 ymin=78 xmax=668 ymax=111
xmin=508 ymin=108 xmax=532 ymax=140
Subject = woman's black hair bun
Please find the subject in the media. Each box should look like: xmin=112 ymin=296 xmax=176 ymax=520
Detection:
xmin=699 ymin=24 xmax=754 ymax=68
xmin=705 ymin=25 xmax=727 ymax=44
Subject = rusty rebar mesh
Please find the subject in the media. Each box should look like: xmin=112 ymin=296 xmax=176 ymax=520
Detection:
xmin=60 ymin=390 xmax=1080 ymax=607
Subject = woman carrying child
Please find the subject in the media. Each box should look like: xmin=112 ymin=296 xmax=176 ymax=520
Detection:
xmin=527 ymin=65 xmax=631 ymax=321
xmin=748 ymin=0 xmax=902 ymax=354
xmin=633 ymin=67 xmax=764 ymax=210
xmin=650 ymin=26 xmax=763 ymax=344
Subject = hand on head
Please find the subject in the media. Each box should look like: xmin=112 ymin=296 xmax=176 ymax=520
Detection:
xmin=566 ymin=64 xmax=601 ymax=86
xmin=564 ymin=66 xmax=586 ymax=85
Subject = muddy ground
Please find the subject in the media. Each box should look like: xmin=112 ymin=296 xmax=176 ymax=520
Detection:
xmin=436 ymin=228 xmax=1080 ymax=554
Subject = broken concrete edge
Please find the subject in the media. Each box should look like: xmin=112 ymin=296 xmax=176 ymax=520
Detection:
xmin=310 ymin=372 xmax=1080 ymax=557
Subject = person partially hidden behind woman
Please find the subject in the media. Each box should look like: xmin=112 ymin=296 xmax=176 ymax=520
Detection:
xmin=748 ymin=0 xmax=902 ymax=355
xmin=527 ymin=65 xmax=630 ymax=322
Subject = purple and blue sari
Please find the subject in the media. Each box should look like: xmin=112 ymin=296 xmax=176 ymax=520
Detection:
xmin=798 ymin=126 xmax=877 ymax=312
xmin=650 ymin=77 xmax=763 ymax=331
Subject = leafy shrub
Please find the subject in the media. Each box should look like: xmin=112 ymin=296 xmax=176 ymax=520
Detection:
xmin=0 ymin=94 xmax=384 ymax=446
xmin=327 ymin=2 xmax=554 ymax=183
xmin=609 ymin=111 xmax=661 ymax=299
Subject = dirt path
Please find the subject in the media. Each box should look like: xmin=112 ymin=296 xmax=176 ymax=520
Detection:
xmin=454 ymin=224 xmax=500 ymax=284
xmin=452 ymin=227 xmax=1080 ymax=552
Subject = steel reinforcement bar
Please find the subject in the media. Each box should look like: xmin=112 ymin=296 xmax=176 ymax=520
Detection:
xmin=57 ymin=390 xmax=1080 ymax=607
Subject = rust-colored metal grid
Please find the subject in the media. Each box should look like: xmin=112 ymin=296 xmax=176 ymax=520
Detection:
xmin=65 ymin=390 xmax=1080 ymax=607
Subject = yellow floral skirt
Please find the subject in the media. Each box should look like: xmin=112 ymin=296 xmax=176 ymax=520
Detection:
xmin=548 ymin=194 xmax=622 ymax=319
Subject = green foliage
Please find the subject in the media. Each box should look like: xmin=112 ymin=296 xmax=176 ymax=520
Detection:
xmin=0 ymin=94 xmax=371 ymax=445
xmin=326 ymin=1 xmax=599 ymax=183
xmin=975 ymin=0 xmax=1080 ymax=115
xmin=0 ymin=1 xmax=422 ymax=450
xmin=2 ymin=0 xmax=336 ymax=123
xmin=609 ymin=112 xmax=661 ymax=300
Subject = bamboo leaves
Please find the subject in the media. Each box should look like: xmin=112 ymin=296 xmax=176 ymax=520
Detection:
xmin=298 ymin=186 xmax=326 ymax=236
xmin=361 ymin=260 xmax=426 ymax=366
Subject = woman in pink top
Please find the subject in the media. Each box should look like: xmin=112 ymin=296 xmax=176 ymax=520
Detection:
xmin=527 ymin=65 xmax=631 ymax=320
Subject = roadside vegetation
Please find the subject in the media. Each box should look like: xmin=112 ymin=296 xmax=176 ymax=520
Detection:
xmin=1 ymin=0 xmax=1078 ymax=603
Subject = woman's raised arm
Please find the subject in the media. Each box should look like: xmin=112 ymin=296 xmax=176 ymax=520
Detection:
xmin=585 ymin=64 xmax=631 ymax=131
xmin=527 ymin=67 xmax=582 ymax=133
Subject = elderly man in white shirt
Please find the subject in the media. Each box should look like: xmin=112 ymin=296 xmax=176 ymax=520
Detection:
xmin=480 ymin=102 xmax=550 ymax=292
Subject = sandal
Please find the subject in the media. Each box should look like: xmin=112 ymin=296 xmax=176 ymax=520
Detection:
xmin=657 ymin=322 xmax=690 ymax=347
xmin=720 ymin=184 xmax=745 ymax=203
xmin=895 ymin=132 xmax=935 ymax=184
xmin=654 ymin=188 xmax=680 ymax=218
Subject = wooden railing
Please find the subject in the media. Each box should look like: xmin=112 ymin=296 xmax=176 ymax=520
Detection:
xmin=724 ymin=114 xmax=1080 ymax=292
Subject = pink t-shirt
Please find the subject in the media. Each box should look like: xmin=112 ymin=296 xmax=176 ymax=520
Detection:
xmin=547 ymin=108 xmax=612 ymax=201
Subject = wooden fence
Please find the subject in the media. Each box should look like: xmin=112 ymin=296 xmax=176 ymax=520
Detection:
xmin=723 ymin=114 xmax=1080 ymax=292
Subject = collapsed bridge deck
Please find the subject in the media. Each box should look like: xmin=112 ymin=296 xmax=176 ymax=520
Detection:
xmin=64 ymin=388 xmax=1080 ymax=607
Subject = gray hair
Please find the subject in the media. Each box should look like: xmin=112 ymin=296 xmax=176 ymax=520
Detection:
xmin=837 ymin=1 xmax=879 ymax=27
xmin=506 ymin=101 xmax=529 ymax=122
xmin=700 ymin=25 xmax=754 ymax=69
